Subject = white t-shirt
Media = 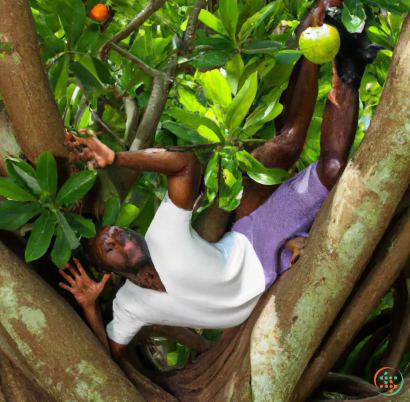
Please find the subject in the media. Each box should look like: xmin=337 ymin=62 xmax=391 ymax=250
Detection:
xmin=106 ymin=193 xmax=265 ymax=345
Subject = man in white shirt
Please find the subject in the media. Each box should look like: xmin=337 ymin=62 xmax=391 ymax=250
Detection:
xmin=60 ymin=49 xmax=362 ymax=361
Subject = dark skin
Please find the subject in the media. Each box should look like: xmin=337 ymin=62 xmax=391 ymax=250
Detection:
xmin=60 ymin=1 xmax=363 ymax=362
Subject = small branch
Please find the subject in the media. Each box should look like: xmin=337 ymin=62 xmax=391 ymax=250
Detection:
xmin=89 ymin=107 xmax=126 ymax=148
xmin=163 ymin=143 xmax=222 ymax=152
xmin=316 ymin=373 xmax=379 ymax=399
xmin=99 ymin=0 xmax=168 ymax=61
xmin=182 ymin=0 xmax=207 ymax=50
xmin=108 ymin=43 xmax=162 ymax=77
xmin=129 ymin=41 xmax=177 ymax=151
xmin=381 ymin=271 xmax=410 ymax=373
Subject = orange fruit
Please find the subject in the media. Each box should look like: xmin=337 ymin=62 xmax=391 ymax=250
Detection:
xmin=89 ymin=4 xmax=109 ymax=21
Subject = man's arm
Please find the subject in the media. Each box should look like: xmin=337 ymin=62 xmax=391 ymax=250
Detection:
xmin=68 ymin=133 xmax=202 ymax=210
xmin=59 ymin=259 xmax=111 ymax=352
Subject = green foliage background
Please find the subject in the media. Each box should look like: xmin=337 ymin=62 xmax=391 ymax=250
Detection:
xmin=1 ymin=0 xmax=410 ymax=376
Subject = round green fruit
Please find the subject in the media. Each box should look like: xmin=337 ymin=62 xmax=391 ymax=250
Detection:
xmin=299 ymin=24 xmax=341 ymax=65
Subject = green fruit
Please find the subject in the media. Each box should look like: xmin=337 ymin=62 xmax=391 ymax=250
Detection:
xmin=299 ymin=24 xmax=341 ymax=65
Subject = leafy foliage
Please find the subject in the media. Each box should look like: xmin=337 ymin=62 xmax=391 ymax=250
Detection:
xmin=9 ymin=0 xmax=407 ymax=370
xmin=0 ymin=153 xmax=97 ymax=267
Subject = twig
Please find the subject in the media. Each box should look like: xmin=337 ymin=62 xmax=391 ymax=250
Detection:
xmin=182 ymin=0 xmax=207 ymax=50
xmin=89 ymin=107 xmax=125 ymax=148
xmin=99 ymin=0 xmax=168 ymax=61
xmin=108 ymin=43 xmax=162 ymax=77
xmin=381 ymin=271 xmax=410 ymax=374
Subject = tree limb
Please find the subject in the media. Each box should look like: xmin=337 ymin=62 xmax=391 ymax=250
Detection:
xmin=381 ymin=271 xmax=410 ymax=373
xmin=182 ymin=0 xmax=207 ymax=50
xmin=0 ymin=0 xmax=68 ymax=177
xmin=108 ymin=43 xmax=163 ymax=77
xmin=99 ymin=0 xmax=168 ymax=61
xmin=291 ymin=207 xmax=410 ymax=401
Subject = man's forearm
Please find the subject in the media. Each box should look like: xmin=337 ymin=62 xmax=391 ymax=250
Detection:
xmin=82 ymin=302 xmax=110 ymax=353
xmin=114 ymin=148 xmax=196 ymax=175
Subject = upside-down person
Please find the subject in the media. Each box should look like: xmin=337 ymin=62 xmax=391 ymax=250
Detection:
xmin=60 ymin=34 xmax=376 ymax=362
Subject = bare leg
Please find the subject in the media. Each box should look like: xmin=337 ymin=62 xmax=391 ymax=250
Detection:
xmin=316 ymin=63 xmax=359 ymax=190
xmin=235 ymin=58 xmax=320 ymax=220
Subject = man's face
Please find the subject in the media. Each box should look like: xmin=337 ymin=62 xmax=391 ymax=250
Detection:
xmin=101 ymin=227 xmax=145 ymax=271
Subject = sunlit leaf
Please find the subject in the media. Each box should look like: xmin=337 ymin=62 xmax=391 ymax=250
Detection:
xmin=342 ymin=0 xmax=366 ymax=33
xmin=200 ymin=70 xmax=232 ymax=111
xmin=198 ymin=10 xmax=229 ymax=36
xmin=116 ymin=203 xmax=140 ymax=228
xmin=219 ymin=0 xmax=238 ymax=41
xmin=25 ymin=210 xmax=58 ymax=261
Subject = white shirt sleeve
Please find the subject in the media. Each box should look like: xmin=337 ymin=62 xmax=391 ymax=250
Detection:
xmin=106 ymin=298 xmax=146 ymax=345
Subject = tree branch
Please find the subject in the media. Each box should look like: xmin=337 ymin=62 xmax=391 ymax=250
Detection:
xmin=182 ymin=0 xmax=207 ymax=50
xmin=291 ymin=208 xmax=410 ymax=401
xmin=381 ymin=271 xmax=410 ymax=373
xmin=99 ymin=0 xmax=168 ymax=61
xmin=108 ymin=43 xmax=163 ymax=77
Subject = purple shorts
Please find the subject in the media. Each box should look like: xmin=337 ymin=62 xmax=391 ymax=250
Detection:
xmin=231 ymin=162 xmax=329 ymax=289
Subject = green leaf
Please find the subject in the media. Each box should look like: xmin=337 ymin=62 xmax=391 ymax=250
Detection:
xmin=49 ymin=53 xmax=70 ymax=100
xmin=56 ymin=170 xmax=97 ymax=207
xmin=52 ymin=0 xmax=86 ymax=49
xmin=70 ymin=59 xmax=103 ymax=92
xmin=190 ymin=50 xmax=233 ymax=69
xmin=198 ymin=10 xmax=229 ymax=36
xmin=74 ymin=54 xmax=113 ymax=85
xmin=244 ymin=87 xmax=284 ymax=132
xmin=0 ymin=202 xmax=44 ymax=230
xmin=219 ymin=0 xmax=238 ymax=41
xmin=200 ymin=70 xmax=232 ymax=111
xmin=56 ymin=212 xmax=81 ymax=250
xmin=116 ymin=203 xmax=140 ymax=228
xmin=36 ymin=152 xmax=58 ymax=198
xmin=5 ymin=159 xmax=41 ymax=194
xmin=248 ymin=170 xmax=289 ymax=185
xmin=205 ymin=152 xmax=220 ymax=203
xmin=0 ymin=178 xmax=38 ymax=201
xmin=274 ymin=50 xmax=302 ymax=65
xmin=177 ymin=87 xmax=207 ymax=114
xmin=162 ymin=122 xmax=208 ymax=144
xmin=362 ymin=0 xmax=410 ymax=15
xmin=25 ymin=210 xmax=58 ymax=261
xmin=225 ymin=54 xmax=244 ymax=95
xmin=198 ymin=126 xmax=221 ymax=143
xmin=239 ymin=2 xmax=278 ymax=43
xmin=76 ymin=105 xmax=91 ymax=130
xmin=102 ymin=196 xmax=121 ymax=226
xmin=225 ymin=72 xmax=258 ymax=133
xmin=65 ymin=213 xmax=96 ymax=238
xmin=51 ymin=225 xmax=72 ymax=269
xmin=167 ymin=108 xmax=222 ymax=140
xmin=342 ymin=0 xmax=366 ymax=33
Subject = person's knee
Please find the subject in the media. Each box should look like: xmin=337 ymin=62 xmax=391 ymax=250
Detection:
xmin=319 ymin=157 xmax=346 ymax=190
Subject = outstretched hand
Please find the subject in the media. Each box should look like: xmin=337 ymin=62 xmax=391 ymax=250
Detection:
xmin=66 ymin=130 xmax=115 ymax=169
xmin=59 ymin=258 xmax=112 ymax=307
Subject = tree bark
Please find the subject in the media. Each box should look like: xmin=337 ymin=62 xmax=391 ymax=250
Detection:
xmin=0 ymin=0 xmax=68 ymax=170
xmin=249 ymin=14 xmax=410 ymax=402
xmin=0 ymin=241 xmax=144 ymax=401
xmin=293 ymin=206 xmax=410 ymax=400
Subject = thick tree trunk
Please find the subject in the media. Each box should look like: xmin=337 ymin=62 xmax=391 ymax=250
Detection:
xmin=0 ymin=0 xmax=68 ymax=170
xmin=249 ymin=14 xmax=410 ymax=402
xmin=0 ymin=241 xmax=144 ymax=401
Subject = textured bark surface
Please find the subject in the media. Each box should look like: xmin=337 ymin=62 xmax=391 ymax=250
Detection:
xmin=0 ymin=241 xmax=144 ymax=402
xmin=294 ymin=207 xmax=410 ymax=399
xmin=249 ymin=14 xmax=410 ymax=402
xmin=0 ymin=0 xmax=68 ymax=168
